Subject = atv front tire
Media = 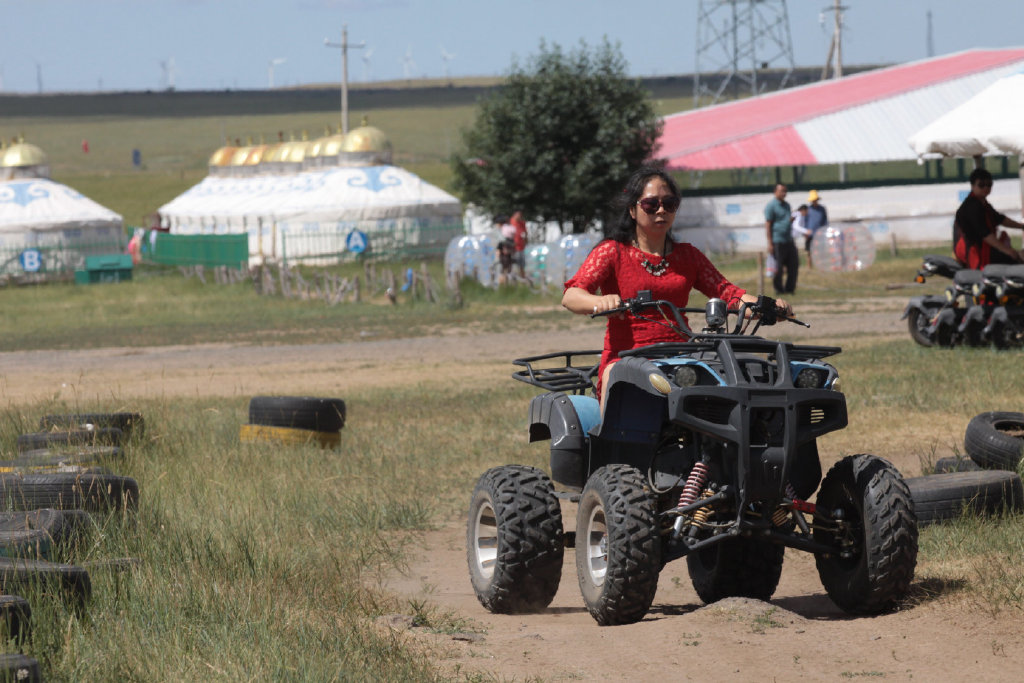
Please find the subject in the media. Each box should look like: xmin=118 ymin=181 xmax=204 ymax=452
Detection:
xmin=906 ymin=308 xmax=936 ymax=348
xmin=466 ymin=465 xmax=563 ymax=613
xmin=814 ymin=454 xmax=918 ymax=614
xmin=687 ymin=537 xmax=784 ymax=604
xmin=576 ymin=465 xmax=660 ymax=625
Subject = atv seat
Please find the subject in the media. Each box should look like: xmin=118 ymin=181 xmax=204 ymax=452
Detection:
xmin=953 ymin=269 xmax=984 ymax=288
xmin=982 ymin=264 xmax=1024 ymax=281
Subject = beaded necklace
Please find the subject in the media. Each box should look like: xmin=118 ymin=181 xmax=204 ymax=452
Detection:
xmin=633 ymin=238 xmax=671 ymax=276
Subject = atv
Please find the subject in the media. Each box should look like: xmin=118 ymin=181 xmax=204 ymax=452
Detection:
xmin=467 ymin=292 xmax=918 ymax=625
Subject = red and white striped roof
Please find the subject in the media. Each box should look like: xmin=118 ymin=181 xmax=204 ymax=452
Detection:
xmin=658 ymin=48 xmax=1024 ymax=170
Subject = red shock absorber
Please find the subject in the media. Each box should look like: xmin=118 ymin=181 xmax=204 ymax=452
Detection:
xmin=677 ymin=461 xmax=709 ymax=509
xmin=673 ymin=461 xmax=709 ymax=536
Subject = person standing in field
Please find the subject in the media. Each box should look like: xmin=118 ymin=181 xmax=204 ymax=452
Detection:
xmin=765 ymin=183 xmax=798 ymax=294
xmin=805 ymin=190 xmax=829 ymax=269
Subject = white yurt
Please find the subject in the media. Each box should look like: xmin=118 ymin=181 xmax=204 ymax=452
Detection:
xmin=158 ymin=123 xmax=462 ymax=263
xmin=0 ymin=141 xmax=124 ymax=274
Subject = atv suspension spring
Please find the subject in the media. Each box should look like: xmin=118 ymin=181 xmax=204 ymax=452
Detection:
xmin=672 ymin=462 xmax=710 ymax=537
xmin=677 ymin=462 xmax=709 ymax=509
xmin=691 ymin=491 xmax=712 ymax=527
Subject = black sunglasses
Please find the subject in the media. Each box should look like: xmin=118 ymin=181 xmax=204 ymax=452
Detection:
xmin=637 ymin=196 xmax=681 ymax=214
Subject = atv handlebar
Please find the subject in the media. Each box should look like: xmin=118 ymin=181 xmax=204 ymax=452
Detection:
xmin=590 ymin=291 xmax=807 ymax=337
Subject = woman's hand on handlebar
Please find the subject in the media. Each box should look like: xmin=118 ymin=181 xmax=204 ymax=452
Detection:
xmin=591 ymin=294 xmax=623 ymax=316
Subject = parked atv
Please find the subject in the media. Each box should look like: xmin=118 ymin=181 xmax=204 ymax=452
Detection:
xmin=902 ymin=254 xmax=1024 ymax=348
xmin=467 ymin=293 xmax=918 ymax=625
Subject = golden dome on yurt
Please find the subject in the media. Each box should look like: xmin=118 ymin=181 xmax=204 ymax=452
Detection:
xmin=341 ymin=124 xmax=392 ymax=164
xmin=208 ymin=144 xmax=237 ymax=175
xmin=0 ymin=140 xmax=51 ymax=179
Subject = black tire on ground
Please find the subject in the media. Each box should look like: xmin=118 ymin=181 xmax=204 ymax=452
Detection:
xmin=905 ymin=471 xmax=1024 ymax=526
xmin=248 ymin=396 xmax=346 ymax=432
xmin=16 ymin=428 xmax=123 ymax=453
xmin=0 ymin=451 xmax=112 ymax=476
xmin=39 ymin=412 xmax=145 ymax=438
xmin=18 ymin=446 xmax=122 ymax=463
xmin=0 ymin=473 xmax=139 ymax=512
xmin=466 ymin=465 xmax=563 ymax=614
xmin=687 ymin=537 xmax=785 ymax=604
xmin=0 ymin=509 xmax=93 ymax=560
xmin=0 ymin=595 xmax=31 ymax=644
xmin=814 ymin=454 xmax=918 ymax=614
xmin=933 ymin=456 xmax=982 ymax=474
xmin=0 ymin=653 xmax=39 ymax=683
xmin=0 ymin=557 xmax=91 ymax=609
xmin=964 ymin=411 xmax=1024 ymax=471
xmin=576 ymin=464 xmax=660 ymax=625
xmin=906 ymin=308 xmax=935 ymax=347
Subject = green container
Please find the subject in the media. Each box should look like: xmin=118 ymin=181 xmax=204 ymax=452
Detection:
xmin=74 ymin=254 xmax=133 ymax=285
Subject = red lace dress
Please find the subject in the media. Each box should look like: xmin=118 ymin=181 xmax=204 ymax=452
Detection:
xmin=565 ymin=239 xmax=747 ymax=391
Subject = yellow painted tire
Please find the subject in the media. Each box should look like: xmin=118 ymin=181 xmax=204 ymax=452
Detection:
xmin=239 ymin=424 xmax=340 ymax=448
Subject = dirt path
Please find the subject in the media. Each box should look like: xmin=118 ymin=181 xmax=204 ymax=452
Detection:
xmin=6 ymin=304 xmax=1012 ymax=681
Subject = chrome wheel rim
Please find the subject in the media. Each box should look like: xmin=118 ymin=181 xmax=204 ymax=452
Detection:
xmin=473 ymin=500 xmax=498 ymax=580
xmin=584 ymin=504 xmax=608 ymax=587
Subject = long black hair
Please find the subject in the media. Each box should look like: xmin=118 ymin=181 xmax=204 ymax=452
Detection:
xmin=608 ymin=165 xmax=681 ymax=244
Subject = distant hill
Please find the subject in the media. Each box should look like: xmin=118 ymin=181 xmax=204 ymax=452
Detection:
xmin=0 ymin=66 xmax=885 ymax=118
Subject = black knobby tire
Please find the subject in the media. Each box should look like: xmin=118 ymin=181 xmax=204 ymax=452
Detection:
xmin=0 ymin=473 xmax=139 ymax=512
xmin=906 ymin=308 xmax=935 ymax=347
xmin=814 ymin=454 xmax=918 ymax=614
xmin=0 ymin=557 xmax=91 ymax=609
xmin=576 ymin=464 xmax=661 ymax=625
xmin=17 ymin=428 xmax=123 ymax=453
xmin=248 ymin=396 xmax=346 ymax=432
xmin=964 ymin=411 xmax=1024 ymax=471
xmin=905 ymin=471 xmax=1024 ymax=526
xmin=0 ymin=653 xmax=39 ymax=683
xmin=39 ymin=412 xmax=145 ymax=438
xmin=466 ymin=465 xmax=563 ymax=614
xmin=933 ymin=456 xmax=981 ymax=474
xmin=687 ymin=537 xmax=784 ymax=604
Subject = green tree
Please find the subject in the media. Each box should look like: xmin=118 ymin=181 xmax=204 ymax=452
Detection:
xmin=451 ymin=39 xmax=662 ymax=234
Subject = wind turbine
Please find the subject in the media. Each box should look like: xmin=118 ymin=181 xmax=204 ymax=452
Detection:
xmin=268 ymin=57 xmax=286 ymax=88
xmin=361 ymin=46 xmax=373 ymax=82
xmin=440 ymin=45 xmax=455 ymax=81
xmin=401 ymin=45 xmax=417 ymax=80
xmin=160 ymin=57 xmax=177 ymax=91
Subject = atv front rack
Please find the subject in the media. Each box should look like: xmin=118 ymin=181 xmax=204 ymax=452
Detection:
xmin=512 ymin=350 xmax=601 ymax=393
xmin=619 ymin=336 xmax=842 ymax=362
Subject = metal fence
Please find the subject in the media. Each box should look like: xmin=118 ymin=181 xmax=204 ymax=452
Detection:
xmin=0 ymin=237 xmax=127 ymax=281
xmin=279 ymin=220 xmax=464 ymax=268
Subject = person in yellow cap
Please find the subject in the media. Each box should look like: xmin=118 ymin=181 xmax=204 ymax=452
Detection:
xmin=805 ymin=189 xmax=828 ymax=268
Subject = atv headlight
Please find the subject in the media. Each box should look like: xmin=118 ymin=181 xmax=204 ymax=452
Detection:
xmin=795 ymin=368 xmax=825 ymax=388
xmin=673 ymin=366 xmax=699 ymax=387
xmin=649 ymin=373 xmax=672 ymax=395
xmin=830 ymin=377 xmax=843 ymax=393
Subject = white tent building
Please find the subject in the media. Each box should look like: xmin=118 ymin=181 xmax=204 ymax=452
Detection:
xmin=157 ymin=125 xmax=463 ymax=263
xmin=0 ymin=142 xmax=124 ymax=274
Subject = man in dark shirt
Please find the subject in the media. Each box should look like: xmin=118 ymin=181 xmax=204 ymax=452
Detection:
xmin=953 ymin=168 xmax=1024 ymax=268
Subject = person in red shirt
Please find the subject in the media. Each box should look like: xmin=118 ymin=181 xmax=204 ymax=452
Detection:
xmin=953 ymin=168 xmax=1024 ymax=269
xmin=562 ymin=166 xmax=791 ymax=402
xmin=509 ymin=211 xmax=528 ymax=279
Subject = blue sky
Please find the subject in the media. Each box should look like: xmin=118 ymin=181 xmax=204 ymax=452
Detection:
xmin=1 ymin=0 xmax=1022 ymax=93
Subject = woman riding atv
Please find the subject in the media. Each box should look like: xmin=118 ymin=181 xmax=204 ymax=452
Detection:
xmin=561 ymin=166 xmax=792 ymax=401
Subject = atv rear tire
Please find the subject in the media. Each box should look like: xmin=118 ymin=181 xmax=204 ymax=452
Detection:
xmin=905 ymin=471 xmax=1024 ymax=526
xmin=466 ymin=465 xmax=563 ymax=614
xmin=687 ymin=537 xmax=784 ymax=604
xmin=814 ymin=454 xmax=918 ymax=614
xmin=964 ymin=411 xmax=1024 ymax=471
xmin=576 ymin=465 xmax=660 ymax=625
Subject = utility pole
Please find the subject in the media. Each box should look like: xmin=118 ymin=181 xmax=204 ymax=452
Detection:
xmin=926 ymin=10 xmax=935 ymax=58
xmin=821 ymin=0 xmax=847 ymax=80
xmin=324 ymin=25 xmax=365 ymax=135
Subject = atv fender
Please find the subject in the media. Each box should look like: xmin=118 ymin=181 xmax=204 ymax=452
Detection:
xmin=528 ymin=392 xmax=599 ymax=490
xmin=901 ymin=295 xmax=945 ymax=320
